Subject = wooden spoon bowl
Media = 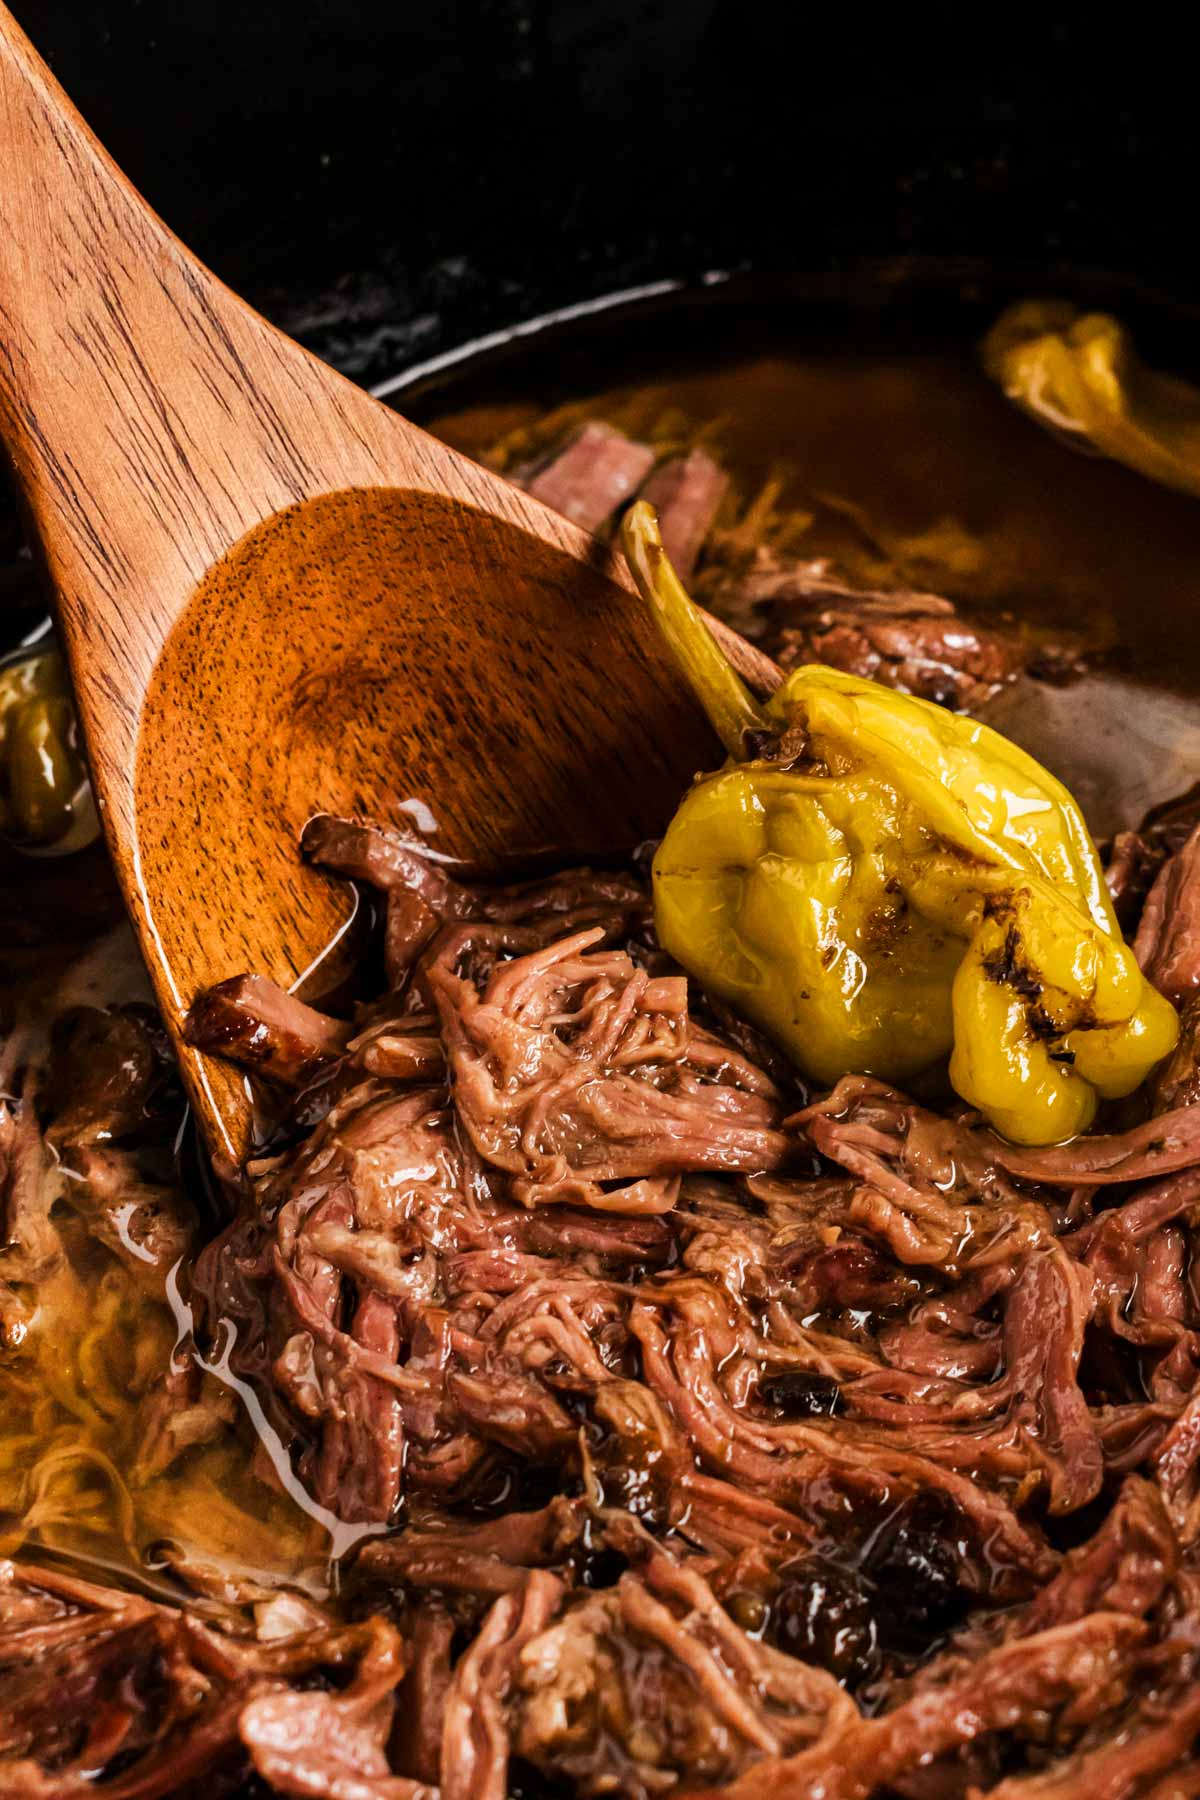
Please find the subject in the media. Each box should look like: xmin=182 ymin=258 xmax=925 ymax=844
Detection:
xmin=133 ymin=490 xmax=733 ymax=1149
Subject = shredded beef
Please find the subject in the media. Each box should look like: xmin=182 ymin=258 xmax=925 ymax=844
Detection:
xmin=428 ymin=923 xmax=790 ymax=1210
xmin=10 ymin=725 xmax=1200 ymax=1797
xmin=1154 ymin=993 xmax=1200 ymax=1114
xmin=0 ymin=1558 xmax=412 ymax=1798
xmin=38 ymin=1003 xmax=196 ymax=1294
xmin=0 ymin=1094 xmax=61 ymax=1347
xmin=1106 ymin=828 xmax=1165 ymax=933
xmin=1136 ymin=821 xmax=1200 ymax=1006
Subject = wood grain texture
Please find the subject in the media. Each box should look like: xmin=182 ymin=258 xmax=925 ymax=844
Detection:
xmin=0 ymin=5 xmax=778 ymax=1160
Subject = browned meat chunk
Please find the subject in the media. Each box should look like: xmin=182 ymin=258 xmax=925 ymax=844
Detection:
xmin=638 ymin=447 xmax=729 ymax=577
xmin=185 ymin=972 xmax=352 ymax=1086
xmin=523 ymin=422 xmax=655 ymax=532
xmin=44 ymin=1002 xmax=175 ymax=1142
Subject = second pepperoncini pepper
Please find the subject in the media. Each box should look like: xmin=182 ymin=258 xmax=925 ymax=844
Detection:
xmin=622 ymin=501 xmax=1178 ymax=1147
xmin=0 ymin=644 xmax=88 ymax=848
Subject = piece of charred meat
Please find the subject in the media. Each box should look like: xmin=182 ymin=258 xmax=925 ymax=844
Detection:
xmin=185 ymin=973 xmax=353 ymax=1087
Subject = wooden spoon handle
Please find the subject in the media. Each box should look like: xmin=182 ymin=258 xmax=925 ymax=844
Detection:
xmin=0 ymin=3 xmax=383 ymax=793
xmin=0 ymin=5 xmax=232 ymax=734
xmin=0 ymin=7 xmax=179 ymax=555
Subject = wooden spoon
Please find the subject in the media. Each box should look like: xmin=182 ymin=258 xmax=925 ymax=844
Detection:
xmin=0 ymin=7 xmax=776 ymax=1162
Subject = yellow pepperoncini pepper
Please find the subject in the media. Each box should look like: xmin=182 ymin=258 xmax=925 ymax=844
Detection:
xmin=983 ymin=300 xmax=1200 ymax=500
xmin=0 ymin=644 xmax=89 ymax=847
xmin=622 ymin=501 xmax=1178 ymax=1146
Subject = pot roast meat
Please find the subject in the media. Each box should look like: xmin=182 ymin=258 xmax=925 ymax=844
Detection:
xmin=1141 ymin=783 xmax=1200 ymax=857
xmin=301 ymin=814 xmax=473 ymax=908
xmin=690 ymin=1610 xmax=1152 ymax=1800
xmin=1023 ymin=1475 xmax=1179 ymax=1630
xmin=0 ymin=1558 xmax=412 ymax=1798
xmin=522 ymin=422 xmax=655 ymax=533
xmin=390 ymin=1606 xmax=455 ymax=1787
xmin=10 ymin=759 xmax=1200 ymax=1800
xmin=28 ymin=1000 xmax=200 ymax=1298
xmin=0 ymin=1095 xmax=61 ymax=1348
xmin=359 ymin=1496 xmax=588 ymax=1598
xmin=733 ymin=550 xmax=1041 ymax=710
xmin=979 ymin=1689 xmax=1200 ymax=1800
xmin=1153 ymin=993 xmax=1200 ymax=1113
xmin=172 ymin=801 xmax=1200 ymax=1791
xmin=238 ymin=1616 xmax=421 ymax=1800
xmin=990 ymin=1103 xmax=1200 ymax=1185
xmin=439 ymin=1569 xmax=565 ymax=1800
xmin=515 ymin=420 xmax=1089 ymax=715
xmin=1136 ymin=820 xmax=1200 ymax=1006
xmin=804 ymin=1069 xmax=1200 ymax=1191
xmin=302 ymin=812 xmax=653 ymax=988
xmin=638 ymin=448 xmax=730 ymax=578
xmin=1000 ymin=1243 xmax=1103 ymax=1513
xmin=44 ymin=1002 xmax=176 ymax=1143
xmin=1106 ymin=828 xmax=1165 ymax=933
xmin=185 ymin=974 xmax=353 ymax=1087
xmin=428 ymin=922 xmax=791 ymax=1210
xmin=509 ymin=1545 xmax=855 ymax=1800
xmin=794 ymin=1074 xmax=1053 ymax=1270
xmin=513 ymin=427 xmax=729 ymax=578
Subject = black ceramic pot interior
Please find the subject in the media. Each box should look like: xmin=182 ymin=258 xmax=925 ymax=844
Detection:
xmin=6 ymin=0 xmax=1198 ymax=388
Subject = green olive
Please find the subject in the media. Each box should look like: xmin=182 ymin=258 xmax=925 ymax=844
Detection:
xmin=6 ymin=692 xmax=83 ymax=845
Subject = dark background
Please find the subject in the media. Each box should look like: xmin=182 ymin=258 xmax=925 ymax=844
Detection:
xmin=8 ymin=1 xmax=1199 ymax=385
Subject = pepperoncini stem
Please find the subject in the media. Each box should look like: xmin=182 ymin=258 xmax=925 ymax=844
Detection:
xmin=623 ymin=500 xmax=768 ymax=758
xmin=984 ymin=300 xmax=1200 ymax=500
